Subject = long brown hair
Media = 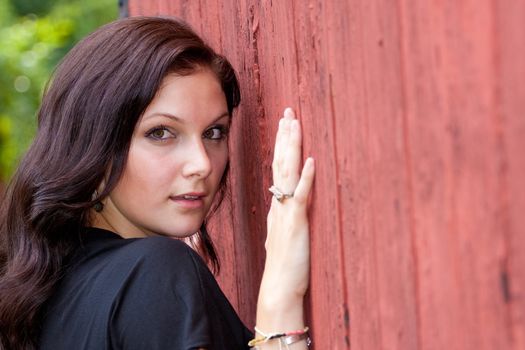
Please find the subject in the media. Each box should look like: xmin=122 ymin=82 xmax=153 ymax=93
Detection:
xmin=0 ymin=16 xmax=240 ymax=349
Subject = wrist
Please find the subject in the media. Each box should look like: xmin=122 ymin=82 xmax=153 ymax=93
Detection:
xmin=256 ymin=294 xmax=305 ymax=333
xmin=258 ymin=274 xmax=307 ymax=307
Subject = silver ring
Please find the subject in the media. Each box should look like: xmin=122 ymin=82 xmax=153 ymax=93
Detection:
xmin=269 ymin=185 xmax=294 ymax=202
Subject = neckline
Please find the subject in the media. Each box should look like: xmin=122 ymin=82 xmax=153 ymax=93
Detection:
xmin=81 ymin=226 xmax=125 ymax=242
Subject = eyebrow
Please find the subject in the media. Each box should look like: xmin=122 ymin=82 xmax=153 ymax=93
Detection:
xmin=147 ymin=112 xmax=230 ymax=124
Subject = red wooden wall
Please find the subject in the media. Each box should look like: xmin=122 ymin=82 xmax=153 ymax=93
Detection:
xmin=128 ymin=1 xmax=525 ymax=349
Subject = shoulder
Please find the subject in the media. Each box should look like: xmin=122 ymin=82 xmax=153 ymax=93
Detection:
xmin=42 ymin=232 xmax=217 ymax=349
xmin=73 ymin=232 xmax=212 ymax=299
xmin=113 ymin=236 xmax=210 ymax=285
xmin=108 ymin=237 xmax=214 ymax=349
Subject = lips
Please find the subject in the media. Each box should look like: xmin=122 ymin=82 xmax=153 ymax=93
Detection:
xmin=170 ymin=192 xmax=206 ymax=209
xmin=171 ymin=192 xmax=206 ymax=200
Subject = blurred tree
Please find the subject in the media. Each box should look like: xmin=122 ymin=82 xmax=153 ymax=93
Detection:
xmin=0 ymin=0 xmax=117 ymax=181
xmin=9 ymin=0 xmax=55 ymax=17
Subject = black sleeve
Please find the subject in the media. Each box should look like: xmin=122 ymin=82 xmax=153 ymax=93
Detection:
xmin=108 ymin=238 xmax=212 ymax=350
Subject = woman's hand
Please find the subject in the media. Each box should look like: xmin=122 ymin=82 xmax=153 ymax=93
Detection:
xmin=256 ymin=107 xmax=315 ymax=335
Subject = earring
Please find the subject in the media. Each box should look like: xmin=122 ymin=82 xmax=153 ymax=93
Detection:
xmin=92 ymin=190 xmax=104 ymax=212
xmin=94 ymin=201 xmax=104 ymax=212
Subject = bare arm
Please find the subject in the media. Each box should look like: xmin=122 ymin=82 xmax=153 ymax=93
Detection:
xmin=254 ymin=108 xmax=315 ymax=349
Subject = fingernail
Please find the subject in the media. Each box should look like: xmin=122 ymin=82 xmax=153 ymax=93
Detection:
xmin=291 ymin=119 xmax=299 ymax=130
xmin=284 ymin=108 xmax=295 ymax=118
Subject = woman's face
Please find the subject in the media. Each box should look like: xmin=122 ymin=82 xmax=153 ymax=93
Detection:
xmin=95 ymin=68 xmax=230 ymax=238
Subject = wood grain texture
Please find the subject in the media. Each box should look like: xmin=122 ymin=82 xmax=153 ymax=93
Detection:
xmin=129 ymin=1 xmax=525 ymax=349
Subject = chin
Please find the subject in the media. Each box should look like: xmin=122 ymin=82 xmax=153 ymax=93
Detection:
xmin=160 ymin=223 xmax=203 ymax=238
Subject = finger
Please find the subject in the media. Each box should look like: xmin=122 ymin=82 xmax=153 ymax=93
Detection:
xmin=276 ymin=108 xmax=299 ymax=189
xmin=272 ymin=118 xmax=286 ymax=177
xmin=280 ymin=107 xmax=296 ymax=170
xmin=284 ymin=107 xmax=295 ymax=120
xmin=273 ymin=118 xmax=286 ymax=157
xmin=273 ymin=118 xmax=292 ymax=181
xmin=293 ymin=157 xmax=315 ymax=205
xmin=282 ymin=119 xmax=302 ymax=186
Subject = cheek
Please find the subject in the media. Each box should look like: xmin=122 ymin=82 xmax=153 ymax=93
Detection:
xmin=117 ymin=145 xmax=176 ymax=199
xmin=211 ymin=146 xmax=229 ymax=181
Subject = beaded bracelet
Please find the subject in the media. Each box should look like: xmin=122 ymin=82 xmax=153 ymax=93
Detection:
xmin=248 ymin=326 xmax=311 ymax=348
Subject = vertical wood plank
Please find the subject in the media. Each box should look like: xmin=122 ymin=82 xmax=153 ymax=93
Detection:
xmin=494 ymin=1 xmax=525 ymax=349
xmin=351 ymin=1 xmax=420 ymax=349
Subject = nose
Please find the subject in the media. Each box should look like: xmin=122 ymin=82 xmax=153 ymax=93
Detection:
xmin=181 ymin=137 xmax=212 ymax=179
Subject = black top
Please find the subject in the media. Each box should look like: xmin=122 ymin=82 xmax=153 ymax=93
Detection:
xmin=39 ymin=227 xmax=252 ymax=350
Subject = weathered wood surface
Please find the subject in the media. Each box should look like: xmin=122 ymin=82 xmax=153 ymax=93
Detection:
xmin=129 ymin=1 xmax=525 ymax=349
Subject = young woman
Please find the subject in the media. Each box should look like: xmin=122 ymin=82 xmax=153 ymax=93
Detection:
xmin=0 ymin=16 xmax=315 ymax=350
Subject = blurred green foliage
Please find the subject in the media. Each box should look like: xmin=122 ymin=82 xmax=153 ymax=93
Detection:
xmin=0 ymin=0 xmax=117 ymax=181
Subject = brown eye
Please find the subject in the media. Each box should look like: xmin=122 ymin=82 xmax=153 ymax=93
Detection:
xmin=146 ymin=126 xmax=173 ymax=140
xmin=204 ymin=126 xmax=228 ymax=140
xmin=152 ymin=129 xmax=166 ymax=138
